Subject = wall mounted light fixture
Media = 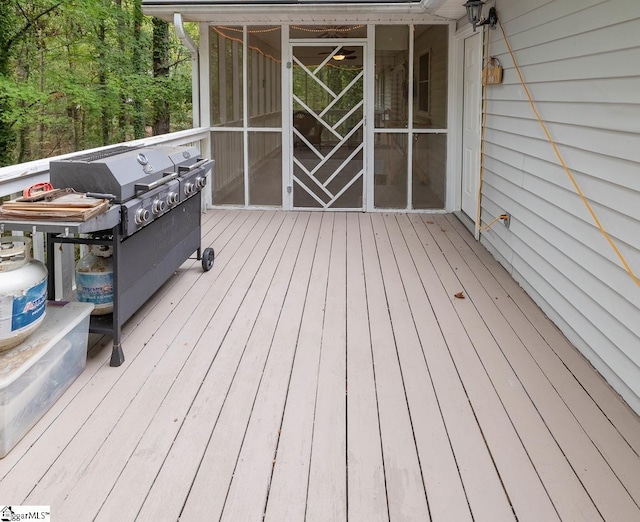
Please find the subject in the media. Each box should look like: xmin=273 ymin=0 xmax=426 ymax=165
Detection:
xmin=463 ymin=1 xmax=498 ymax=31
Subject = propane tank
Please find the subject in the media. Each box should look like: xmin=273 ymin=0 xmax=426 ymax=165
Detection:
xmin=0 ymin=237 xmax=48 ymax=351
xmin=75 ymin=245 xmax=113 ymax=315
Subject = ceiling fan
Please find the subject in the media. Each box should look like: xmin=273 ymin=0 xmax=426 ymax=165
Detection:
xmin=318 ymin=47 xmax=357 ymax=61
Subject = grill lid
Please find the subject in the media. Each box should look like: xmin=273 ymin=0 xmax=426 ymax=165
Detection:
xmin=50 ymin=146 xmax=177 ymax=203
xmin=160 ymin=145 xmax=201 ymax=170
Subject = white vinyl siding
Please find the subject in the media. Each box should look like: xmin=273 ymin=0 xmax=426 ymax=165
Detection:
xmin=479 ymin=0 xmax=640 ymax=412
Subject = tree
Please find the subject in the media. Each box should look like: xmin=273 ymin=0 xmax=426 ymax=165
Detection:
xmin=0 ymin=1 xmax=63 ymax=166
xmin=1 ymin=1 xmax=195 ymax=166
xmin=131 ymin=0 xmax=145 ymax=139
xmin=152 ymin=17 xmax=170 ymax=136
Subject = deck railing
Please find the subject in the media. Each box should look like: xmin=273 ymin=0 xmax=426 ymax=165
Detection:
xmin=0 ymin=127 xmax=211 ymax=200
xmin=0 ymin=128 xmax=211 ymax=298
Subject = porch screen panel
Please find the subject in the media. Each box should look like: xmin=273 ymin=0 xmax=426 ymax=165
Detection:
xmin=249 ymin=132 xmax=282 ymax=206
xmin=374 ymin=26 xmax=409 ymax=129
xmin=210 ymin=26 xmax=243 ymax=127
xmin=248 ymin=26 xmax=282 ymax=128
xmin=374 ymin=26 xmax=409 ymax=209
xmin=412 ymin=133 xmax=446 ymax=209
xmin=211 ymin=131 xmax=245 ymax=205
xmin=413 ymin=25 xmax=448 ymax=129
xmin=374 ymin=133 xmax=408 ymax=209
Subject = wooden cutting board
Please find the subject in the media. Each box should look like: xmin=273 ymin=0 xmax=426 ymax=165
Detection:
xmin=0 ymin=192 xmax=109 ymax=221
xmin=3 ymin=193 xmax=105 ymax=209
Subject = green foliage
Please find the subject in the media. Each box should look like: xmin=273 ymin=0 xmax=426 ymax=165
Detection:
xmin=0 ymin=0 xmax=195 ymax=166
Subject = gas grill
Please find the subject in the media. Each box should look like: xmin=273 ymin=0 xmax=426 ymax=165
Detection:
xmin=50 ymin=145 xmax=211 ymax=238
xmin=41 ymin=144 xmax=215 ymax=366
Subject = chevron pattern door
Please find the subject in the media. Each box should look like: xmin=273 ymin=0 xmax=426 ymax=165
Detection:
xmin=291 ymin=43 xmax=365 ymax=209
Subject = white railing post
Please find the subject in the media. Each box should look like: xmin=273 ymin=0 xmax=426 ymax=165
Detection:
xmin=31 ymin=226 xmax=45 ymax=262
xmin=200 ymin=134 xmax=213 ymax=209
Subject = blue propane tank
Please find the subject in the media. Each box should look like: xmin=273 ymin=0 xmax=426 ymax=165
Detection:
xmin=0 ymin=237 xmax=47 ymax=351
xmin=75 ymin=245 xmax=113 ymax=315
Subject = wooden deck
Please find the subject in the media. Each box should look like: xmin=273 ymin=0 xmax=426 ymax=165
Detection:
xmin=1 ymin=210 xmax=639 ymax=521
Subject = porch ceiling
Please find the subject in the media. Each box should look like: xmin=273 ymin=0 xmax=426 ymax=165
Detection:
xmin=142 ymin=0 xmax=467 ymax=24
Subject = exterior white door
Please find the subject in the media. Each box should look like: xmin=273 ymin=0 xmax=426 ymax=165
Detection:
xmin=290 ymin=42 xmax=365 ymax=209
xmin=461 ymin=32 xmax=482 ymax=221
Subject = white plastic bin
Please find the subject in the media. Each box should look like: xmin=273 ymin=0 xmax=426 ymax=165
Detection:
xmin=0 ymin=301 xmax=93 ymax=457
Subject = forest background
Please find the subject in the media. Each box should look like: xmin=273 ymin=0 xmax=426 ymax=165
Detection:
xmin=0 ymin=0 xmax=195 ymax=167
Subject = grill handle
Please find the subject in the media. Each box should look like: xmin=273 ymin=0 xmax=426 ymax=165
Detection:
xmin=86 ymin=192 xmax=116 ymax=201
xmin=134 ymin=172 xmax=178 ymax=194
xmin=178 ymin=158 xmax=212 ymax=173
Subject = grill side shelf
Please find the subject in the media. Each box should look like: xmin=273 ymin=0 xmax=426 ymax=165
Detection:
xmin=0 ymin=205 xmax=121 ymax=235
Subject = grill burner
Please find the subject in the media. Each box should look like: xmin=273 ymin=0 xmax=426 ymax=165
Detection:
xmin=45 ymin=144 xmax=215 ymax=366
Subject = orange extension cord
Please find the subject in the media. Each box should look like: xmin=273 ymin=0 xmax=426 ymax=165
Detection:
xmin=478 ymin=19 xmax=640 ymax=287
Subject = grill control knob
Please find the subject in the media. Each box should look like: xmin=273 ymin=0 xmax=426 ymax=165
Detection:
xmin=168 ymin=192 xmax=179 ymax=205
xmin=134 ymin=208 xmax=150 ymax=225
xmin=184 ymin=182 xmax=195 ymax=196
xmin=152 ymin=199 xmax=166 ymax=214
xmin=195 ymin=176 xmax=207 ymax=189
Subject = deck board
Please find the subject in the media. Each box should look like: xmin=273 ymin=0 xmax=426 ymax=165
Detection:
xmin=305 ymin=212 xmax=348 ymax=522
xmin=219 ymin=212 xmax=332 ymax=522
xmin=385 ymin=213 xmax=502 ymax=522
xmin=402 ymin=214 xmax=533 ymax=521
xmin=359 ymin=214 xmax=431 ymax=521
xmin=372 ymin=213 xmax=476 ymax=522
xmin=93 ymin=209 xmax=260 ymax=518
xmin=420 ymin=215 xmax=600 ymax=521
xmin=260 ymin=212 xmax=328 ymax=521
xmin=33 ymin=210 xmax=274 ymax=517
xmin=344 ymin=214 xmax=388 ymax=522
xmin=443 ymin=214 xmax=640 ymax=457
xmin=0 ymin=210 xmax=638 ymax=522
xmin=134 ymin=210 xmax=289 ymax=521
xmin=178 ymin=211 xmax=303 ymax=521
xmin=436 ymin=214 xmax=640 ymax=508
xmin=0 ymin=209 xmax=226 ymax=502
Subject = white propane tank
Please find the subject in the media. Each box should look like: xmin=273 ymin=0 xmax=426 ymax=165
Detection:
xmin=75 ymin=245 xmax=113 ymax=315
xmin=0 ymin=236 xmax=48 ymax=351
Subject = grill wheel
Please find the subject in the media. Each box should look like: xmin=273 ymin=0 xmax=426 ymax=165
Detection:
xmin=202 ymin=247 xmax=215 ymax=272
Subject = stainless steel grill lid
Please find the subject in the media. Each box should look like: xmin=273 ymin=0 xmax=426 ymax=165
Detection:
xmin=49 ymin=146 xmax=176 ymax=203
xmin=160 ymin=145 xmax=201 ymax=170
